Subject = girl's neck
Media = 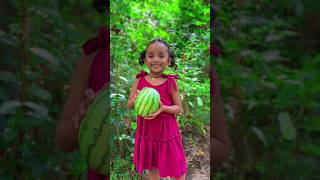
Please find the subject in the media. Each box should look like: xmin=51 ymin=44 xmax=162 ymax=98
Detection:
xmin=149 ymin=71 xmax=163 ymax=78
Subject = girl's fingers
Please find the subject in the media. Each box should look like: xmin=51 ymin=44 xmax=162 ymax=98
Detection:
xmin=85 ymin=88 xmax=95 ymax=97
xmin=79 ymin=108 xmax=86 ymax=117
xmin=144 ymin=113 xmax=157 ymax=120
xmin=85 ymin=89 xmax=96 ymax=105
xmin=79 ymin=102 xmax=86 ymax=111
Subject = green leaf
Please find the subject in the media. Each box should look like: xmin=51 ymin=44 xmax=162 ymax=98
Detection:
xmin=197 ymin=97 xmax=203 ymax=106
xmin=110 ymin=93 xmax=126 ymax=100
xmin=0 ymin=100 xmax=22 ymax=115
xmin=29 ymin=47 xmax=59 ymax=66
xmin=0 ymin=30 xmax=18 ymax=46
xmin=23 ymin=102 xmax=48 ymax=118
xmin=278 ymin=112 xmax=297 ymax=140
xmin=131 ymin=122 xmax=137 ymax=131
xmin=29 ymin=83 xmax=52 ymax=102
xmin=251 ymin=126 xmax=268 ymax=146
xmin=119 ymin=76 xmax=129 ymax=83
xmin=0 ymin=71 xmax=18 ymax=84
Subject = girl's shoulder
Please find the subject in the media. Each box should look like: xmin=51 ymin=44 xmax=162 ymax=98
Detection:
xmin=82 ymin=26 xmax=108 ymax=55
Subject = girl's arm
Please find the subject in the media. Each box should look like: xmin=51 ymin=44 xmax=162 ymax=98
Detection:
xmin=211 ymin=65 xmax=230 ymax=168
xmin=127 ymin=78 xmax=139 ymax=109
xmin=161 ymin=79 xmax=183 ymax=114
xmin=53 ymin=51 xmax=96 ymax=152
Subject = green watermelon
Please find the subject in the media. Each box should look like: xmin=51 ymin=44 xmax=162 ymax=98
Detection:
xmin=134 ymin=87 xmax=160 ymax=117
xmin=78 ymin=84 xmax=110 ymax=175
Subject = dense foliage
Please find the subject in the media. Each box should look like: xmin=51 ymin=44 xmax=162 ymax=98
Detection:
xmin=213 ymin=0 xmax=320 ymax=179
xmin=110 ymin=0 xmax=210 ymax=178
xmin=0 ymin=0 xmax=210 ymax=179
xmin=0 ymin=0 xmax=105 ymax=178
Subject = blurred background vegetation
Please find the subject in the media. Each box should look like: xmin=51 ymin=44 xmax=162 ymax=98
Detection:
xmin=110 ymin=0 xmax=210 ymax=179
xmin=0 ymin=0 xmax=105 ymax=179
xmin=0 ymin=0 xmax=210 ymax=179
xmin=213 ymin=0 xmax=320 ymax=179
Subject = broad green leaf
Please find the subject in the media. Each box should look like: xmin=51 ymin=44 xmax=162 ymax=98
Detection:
xmin=29 ymin=84 xmax=52 ymax=102
xmin=24 ymin=101 xmax=48 ymax=118
xmin=0 ymin=100 xmax=22 ymax=115
xmin=29 ymin=47 xmax=59 ymax=66
xmin=188 ymin=101 xmax=194 ymax=108
xmin=251 ymin=126 xmax=268 ymax=146
xmin=131 ymin=122 xmax=137 ymax=131
xmin=0 ymin=30 xmax=18 ymax=46
xmin=197 ymin=97 xmax=203 ymax=106
xmin=119 ymin=76 xmax=129 ymax=83
xmin=0 ymin=71 xmax=18 ymax=84
xmin=278 ymin=112 xmax=297 ymax=140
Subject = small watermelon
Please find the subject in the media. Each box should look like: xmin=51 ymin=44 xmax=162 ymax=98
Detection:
xmin=134 ymin=87 xmax=160 ymax=117
xmin=78 ymin=84 xmax=110 ymax=175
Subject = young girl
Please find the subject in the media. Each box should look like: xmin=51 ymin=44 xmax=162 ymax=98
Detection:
xmin=128 ymin=39 xmax=187 ymax=180
xmin=53 ymin=0 xmax=110 ymax=179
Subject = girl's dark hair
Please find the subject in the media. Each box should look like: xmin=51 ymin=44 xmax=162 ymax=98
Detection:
xmin=93 ymin=0 xmax=108 ymax=13
xmin=139 ymin=39 xmax=178 ymax=70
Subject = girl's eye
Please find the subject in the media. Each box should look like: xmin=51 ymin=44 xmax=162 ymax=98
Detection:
xmin=148 ymin=56 xmax=153 ymax=58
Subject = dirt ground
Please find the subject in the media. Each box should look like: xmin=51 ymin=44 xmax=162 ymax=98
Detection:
xmin=183 ymin=125 xmax=210 ymax=180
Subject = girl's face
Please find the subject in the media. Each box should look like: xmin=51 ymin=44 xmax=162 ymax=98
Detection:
xmin=144 ymin=42 xmax=171 ymax=74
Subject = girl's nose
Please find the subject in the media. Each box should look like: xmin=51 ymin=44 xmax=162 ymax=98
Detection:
xmin=153 ymin=57 xmax=159 ymax=62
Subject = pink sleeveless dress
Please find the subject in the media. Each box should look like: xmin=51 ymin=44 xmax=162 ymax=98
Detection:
xmin=133 ymin=70 xmax=187 ymax=178
xmin=82 ymin=26 xmax=109 ymax=179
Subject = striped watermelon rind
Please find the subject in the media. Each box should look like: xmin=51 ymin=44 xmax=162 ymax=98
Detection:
xmin=134 ymin=88 xmax=160 ymax=117
xmin=78 ymin=84 xmax=110 ymax=175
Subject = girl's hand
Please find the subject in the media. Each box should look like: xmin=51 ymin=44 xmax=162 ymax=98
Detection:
xmin=144 ymin=101 xmax=164 ymax=120
xmin=72 ymin=89 xmax=96 ymax=130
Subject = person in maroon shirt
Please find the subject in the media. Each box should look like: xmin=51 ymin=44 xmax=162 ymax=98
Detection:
xmin=53 ymin=0 xmax=109 ymax=179
xmin=210 ymin=44 xmax=230 ymax=172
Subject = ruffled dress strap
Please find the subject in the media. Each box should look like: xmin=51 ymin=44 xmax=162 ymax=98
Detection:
xmin=82 ymin=26 xmax=109 ymax=55
xmin=161 ymin=74 xmax=179 ymax=95
xmin=82 ymin=26 xmax=110 ymax=93
xmin=136 ymin=70 xmax=148 ymax=79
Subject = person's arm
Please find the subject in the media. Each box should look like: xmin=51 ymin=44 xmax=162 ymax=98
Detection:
xmin=127 ymin=78 xmax=139 ymax=110
xmin=162 ymin=80 xmax=183 ymax=114
xmin=53 ymin=52 xmax=96 ymax=152
xmin=211 ymin=65 xmax=230 ymax=168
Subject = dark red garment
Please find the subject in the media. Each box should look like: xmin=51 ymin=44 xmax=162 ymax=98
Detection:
xmin=210 ymin=43 xmax=221 ymax=58
xmin=82 ymin=26 xmax=109 ymax=179
xmin=83 ymin=26 xmax=110 ymax=93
